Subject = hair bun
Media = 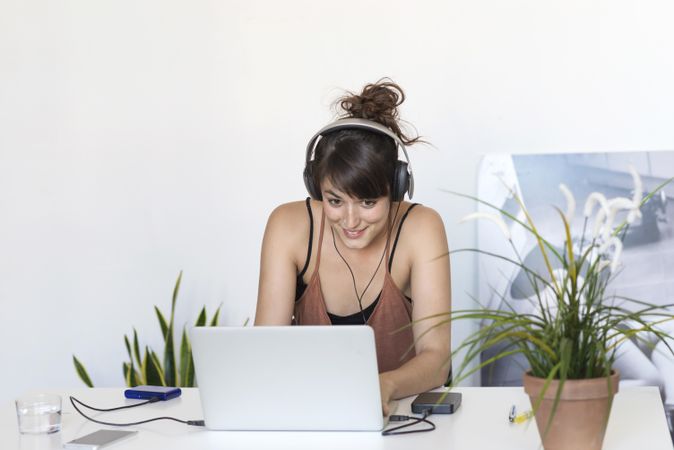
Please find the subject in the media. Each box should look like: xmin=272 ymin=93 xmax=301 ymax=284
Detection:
xmin=338 ymin=78 xmax=420 ymax=145
xmin=341 ymin=80 xmax=401 ymax=120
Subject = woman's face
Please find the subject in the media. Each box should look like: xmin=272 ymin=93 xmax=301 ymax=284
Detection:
xmin=320 ymin=179 xmax=391 ymax=251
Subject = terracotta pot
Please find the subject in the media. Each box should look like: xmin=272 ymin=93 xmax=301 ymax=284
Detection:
xmin=523 ymin=370 xmax=619 ymax=450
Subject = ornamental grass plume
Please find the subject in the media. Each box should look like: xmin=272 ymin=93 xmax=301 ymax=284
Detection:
xmin=437 ymin=167 xmax=674 ymax=387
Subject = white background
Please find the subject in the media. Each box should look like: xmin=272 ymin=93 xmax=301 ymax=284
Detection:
xmin=1 ymin=0 xmax=674 ymax=405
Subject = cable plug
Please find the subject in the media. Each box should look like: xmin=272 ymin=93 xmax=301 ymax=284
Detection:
xmin=389 ymin=415 xmax=412 ymax=422
xmin=187 ymin=420 xmax=205 ymax=427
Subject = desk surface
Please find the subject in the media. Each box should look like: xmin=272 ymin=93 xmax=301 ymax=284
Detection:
xmin=2 ymin=387 xmax=672 ymax=450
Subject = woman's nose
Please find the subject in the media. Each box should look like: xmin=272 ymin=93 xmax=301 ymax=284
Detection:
xmin=342 ymin=205 xmax=360 ymax=229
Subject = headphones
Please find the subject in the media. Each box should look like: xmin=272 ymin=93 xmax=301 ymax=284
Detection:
xmin=303 ymin=118 xmax=414 ymax=202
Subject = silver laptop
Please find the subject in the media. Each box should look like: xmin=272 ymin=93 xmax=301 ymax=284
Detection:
xmin=190 ymin=326 xmax=385 ymax=431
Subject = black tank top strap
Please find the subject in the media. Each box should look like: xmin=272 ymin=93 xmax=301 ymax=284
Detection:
xmin=314 ymin=206 xmax=326 ymax=269
xmin=388 ymin=203 xmax=420 ymax=272
xmin=297 ymin=197 xmax=313 ymax=279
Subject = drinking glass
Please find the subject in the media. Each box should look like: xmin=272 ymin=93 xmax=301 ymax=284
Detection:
xmin=15 ymin=393 xmax=62 ymax=434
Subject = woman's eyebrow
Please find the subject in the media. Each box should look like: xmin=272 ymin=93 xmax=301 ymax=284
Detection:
xmin=324 ymin=189 xmax=343 ymax=199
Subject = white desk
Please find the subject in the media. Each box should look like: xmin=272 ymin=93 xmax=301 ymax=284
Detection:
xmin=2 ymin=387 xmax=672 ymax=450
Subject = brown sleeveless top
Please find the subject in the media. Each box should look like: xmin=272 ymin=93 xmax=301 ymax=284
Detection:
xmin=293 ymin=207 xmax=416 ymax=373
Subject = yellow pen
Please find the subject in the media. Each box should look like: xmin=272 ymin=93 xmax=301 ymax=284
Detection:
xmin=508 ymin=405 xmax=534 ymax=424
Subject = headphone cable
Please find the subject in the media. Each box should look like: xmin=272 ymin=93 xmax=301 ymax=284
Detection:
xmin=331 ymin=201 xmax=402 ymax=324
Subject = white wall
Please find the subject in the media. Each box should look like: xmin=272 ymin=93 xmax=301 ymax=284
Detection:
xmin=1 ymin=0 xmax=674 ymax=404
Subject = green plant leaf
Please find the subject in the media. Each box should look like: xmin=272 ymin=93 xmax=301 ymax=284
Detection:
xmin=161 ymin=272 xmax=182 ymax=387
xmin=194 ymin=306 xmax=207 ymax=327
xmin=171 ymin=271 xmax=182 ymax=322
xmin=124 ymin=361 xmax=141 ymax=387
xmin=155 ymin=306 xmax=169 ymax=342
xmin=124 ymin=335 xmax=133 ymax=361
xmin=555 ymin=207 xmax=576 ymax=282
xmin=140 ymin=347 xmax=148 ymax=384
xmin=163 ymin=319 xmax=177 ymax=387
xmin=210 ymin=303 xmax=223 ymax=327
xmin=123 ymin=362 xmax=131 ymax=386
xmin=122 ymin=335 xmax=141 ymax=387
xmin=179 ymin=326 xmax=195 ymax=387
xmin=143 ymin=347 xmax=166 ymax=386
xmin=133 ymin=328 xmax=142 ymax=368
xmin=73 ymin=355 xmax=94 ymax=387
xmin=150 ymin=350 xmax=167 ymax=386
xmin=160 ymin=271 xmax=183 ymax=387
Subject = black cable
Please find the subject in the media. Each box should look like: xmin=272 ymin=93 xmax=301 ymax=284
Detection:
xmin=331 ymin=227 xmax=386 ymax=324
xmin=69 ymin=396 xmax=205 ymax=427
xmin=331 ymin=200 xmax=402 ymax=324
xmin=72 ymin=396 xmax=160 ymax=412
xmin=382 ymin=409 xmax=436 ymax=436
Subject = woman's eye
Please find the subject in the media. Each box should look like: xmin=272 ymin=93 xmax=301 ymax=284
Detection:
xmin=327 ymin=198 xmax=341 ymax=206
xmin=362 ymin=200 xmax=377 ymax=207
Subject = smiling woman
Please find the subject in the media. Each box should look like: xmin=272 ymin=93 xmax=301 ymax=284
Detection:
xmin=254 ymin=79 xmax=452 ymax=415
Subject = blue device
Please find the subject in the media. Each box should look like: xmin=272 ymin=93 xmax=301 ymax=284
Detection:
xmin=124 ymin=385 xmax=181 ymax=401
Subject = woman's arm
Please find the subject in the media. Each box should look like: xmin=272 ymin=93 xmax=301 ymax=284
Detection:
xmin=254 ymin=202 xmax=306 ymax=325
xmin=380 ymin=206 xmax=451 ymax=410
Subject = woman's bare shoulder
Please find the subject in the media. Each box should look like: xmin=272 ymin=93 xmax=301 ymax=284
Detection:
xmin=401 ymin=204 xmax=449 ymax=253
xmin=405 ymin=204 xmax=446 ymax=231
xmin=269 ymin=200 xmax=308 ymax=219
xmin=264 ymin=199 xmax=319 ymax=247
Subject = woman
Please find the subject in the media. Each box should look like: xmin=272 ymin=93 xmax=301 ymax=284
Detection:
xmin=255 ymin=79 xmax=451 ymax=414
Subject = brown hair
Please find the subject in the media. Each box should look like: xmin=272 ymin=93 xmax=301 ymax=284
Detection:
xmin=337 ymin=79 xmax=421 ymax=146
xmin=312 ymin=79 xmax=421 ymax=200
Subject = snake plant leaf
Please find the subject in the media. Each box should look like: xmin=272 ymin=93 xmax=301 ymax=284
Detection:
xmin=184 ymin=359 xmax=195 ymax=387
xmin=124 ymin=335 xmax=133 ymax=361
xmin=163 ymin=319 xmax=177 ymax=387
xmin=155 ymin=306 xmax=169 ymax=342
xmin=123 ymin=361 xmax=141 ymax=387
xmin=143 ymin=347 xmax=166 ymax=386
xmin=123 ymin=362 xmax=139 ymax=387
xmin=123 ymin=362 xmax=131 ymax=386
xmin=150 ymin=349 xmax=167 ymax=386
xmin=179 ymin=326 xmax=195 ymax=387
xmin=131 ymin=366 xmax=141 ymax=387
xmin=179 ymin=326 xmax=189 ymax=385
xmin=133 ymin=328 xmax=142 ymax=368
xmin=195 ymin=306 xmax=207 ymax=327
xmin=73 ymin=355 xmax=94 ymax=387
xmin=171 ymin=270 xmax=182 ymax=322
xmin=161 ymin=271 xmax=182 ymax=387
xmin=140 ymin=347 xmax=148 ymax=385
xmin=210 ymin=303 xmax=222 ymax=327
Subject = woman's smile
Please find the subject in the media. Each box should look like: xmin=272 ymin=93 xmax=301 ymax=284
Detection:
xmin=342 ymin=227 xmax=366 ymax=240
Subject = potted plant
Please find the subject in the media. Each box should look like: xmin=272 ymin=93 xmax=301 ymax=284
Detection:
xmin=441 ymin=167 xmax=674 ymax=450
xmin=72 ymin=271 xmax=229 ymax=388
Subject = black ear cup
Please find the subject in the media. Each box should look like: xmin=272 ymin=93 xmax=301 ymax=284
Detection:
xmin=390 ymin=161 xmax=410 ymax=202
xmin=303 ymin=162 xmax=322 ymax=200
